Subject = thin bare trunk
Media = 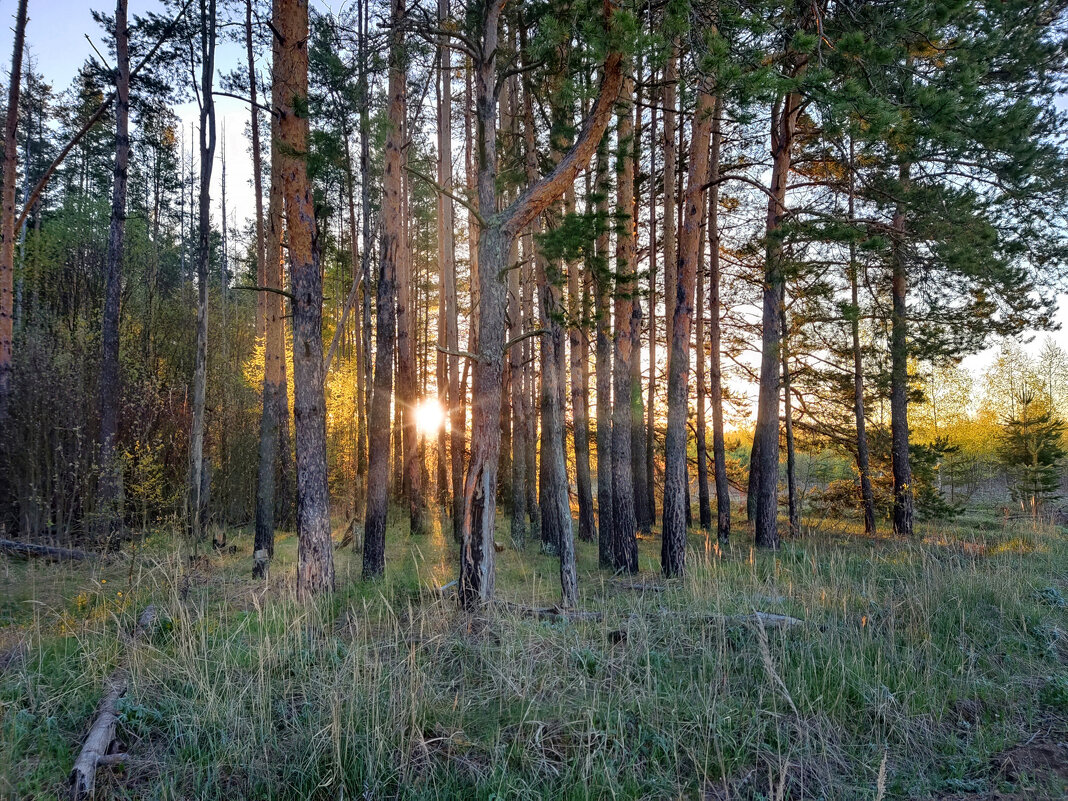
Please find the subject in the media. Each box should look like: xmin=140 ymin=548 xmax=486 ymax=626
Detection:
xmin=189 ymin=0 xmax=217 ymax=545
xmin=848 ymin=139 xmax=875 ymax=534
xmin=363 ymin=0 xmax=405 ymax=578
xmin=708 ymin=105 xmax=729 ymax=545
xmin=891 ymin=161 xmax=913 ymax=537
xmin=246 ymin=0 xmax=266 ymax=341
xmin=97 ymin=0 xmax=130 ymax=536
xmin=593 ymin=136 xmax=613 ymax=568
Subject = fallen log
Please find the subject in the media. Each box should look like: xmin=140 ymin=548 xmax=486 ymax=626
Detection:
xmin=0 ymin=538 xmax=91 ymax=562
xmin=497 ymin=601 xmax=604 ymax=623
xmin=69 ymin=606 xmax=157 ymax=801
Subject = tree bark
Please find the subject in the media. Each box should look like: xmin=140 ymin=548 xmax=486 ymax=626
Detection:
xmin=781 ymin=302 xmax=799 ymax=537
xmin=277 ymin=0 xmax=334 ymax=596
xmin=593 ymin=135 xmax=614 ymax=568
xmin=708 ymin=104 xmax=730 ymax=546
xmin=611 ymin=74 xmax=639 ymax=574
xmin=363 ymin=0 xmax=405 ymax=579
xmin=890 ymin=161 xmax=913 ymax=537
xmin=751 ymin=91 xmax=801 ymax=550
xmin=695 ymin=210 xmax=711 ymax=531
xmin=97 ymin=0 xmax=130 ymax=537
xmin=395 ymin=43 xmax=425 ymax=537
xmin=246 ymin=0 xmax=266 ymax=341
xmin=437 ymin=0 xmax=458 ymax=517
xmin=662 ymin=87 xmax=715 ymax=577
xmin=189 ymin=0 xmax=217 ymax=545
xmin=848 ymin=140 xmax=876 ymax=535
xmin=569 ymin=225 xmax=594 ymax=543
xmin=254 ymin=49 xmax=287 ymax=571
xmin=457 ymin=0 xmax=623 ymax=608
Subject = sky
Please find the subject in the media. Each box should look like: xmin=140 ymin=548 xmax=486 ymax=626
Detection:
xmin=2 ymin=0 xmax=1067 ymax=387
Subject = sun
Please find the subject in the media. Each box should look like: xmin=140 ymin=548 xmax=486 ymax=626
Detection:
xmin=414 ymin=398 xmax=446 ymax=436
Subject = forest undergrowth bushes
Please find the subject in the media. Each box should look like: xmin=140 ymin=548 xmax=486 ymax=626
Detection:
xmin=1 ymin=514 xmax=1066 ymax=799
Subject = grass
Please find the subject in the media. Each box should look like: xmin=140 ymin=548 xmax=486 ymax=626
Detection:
xmin=1 ymin=508 xmax=1066 ymax=799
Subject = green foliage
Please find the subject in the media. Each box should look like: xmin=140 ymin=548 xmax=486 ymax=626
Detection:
xmin=998 ymin=391 xmax=1067 ymax=518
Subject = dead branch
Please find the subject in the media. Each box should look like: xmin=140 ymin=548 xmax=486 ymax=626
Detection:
xmin=0 ymin=539 xmax=91 ymax=562
xmin=69 ymin=606 xmax=158 ymax=801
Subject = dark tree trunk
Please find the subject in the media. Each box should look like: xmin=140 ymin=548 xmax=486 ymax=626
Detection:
xmin=890 ymin=162 xmax=913 ymax=537
xmin=751 ymin=91 xmax=801 ymax=550
xmin=363 ymin=0 xmax=405 ymax=578
xmin=708 ymin=106 xmax=729 ymax=546
xmin=695 ymin=218 xmax=711 ymax=531
xmin=569 ymin=244 xmax=595 ymax=543
xmin=277 ymin=0 xmax=334 ymax=596
xmin=189 ymin=0 xmax=217 ymax=545
xmin=509 ymin=234 xmax=527 ymax=547
xmin=781 ymin=302 xmax=799 ymax=537
xmin=662 ymin=87 xmax=715 ymax=578
xmin=246 ymin=0 xmax=266 ymax=342
xmin=611 ymin=74 xmax=639 ymax=574
xmin=254 ymin=63 xmax=286 ymax=571
xmin=98 ymin=0 xmax=130 ymax=537
xmin=848 ymin=142 xmax=876 ymax=535
xmin=593 ymin=138 xmax=614 ymax=568
xmin=0 ymin=0 xmax=27 ymax=434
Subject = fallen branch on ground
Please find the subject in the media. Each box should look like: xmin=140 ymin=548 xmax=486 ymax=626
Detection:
xmin=0 ymin=539 xmax=92 ymax=562
xmin=496 ymin=601 xmax=604 ymax=623
xmin=69 ymin=606 xmax=158 ymax=801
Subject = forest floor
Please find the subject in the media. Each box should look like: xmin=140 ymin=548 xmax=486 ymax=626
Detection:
xmin=1 ymin=509 xmax=1067 ymax=799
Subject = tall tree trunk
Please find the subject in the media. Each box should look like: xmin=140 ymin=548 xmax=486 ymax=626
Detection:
xmin=662 ymin=87 xmax=715 ymax=578
xmin=890 ymin=162 xmax=913 ymax=537
xmin=611 ymin=74 xmax=639 ymax=574
xmin=436 ymin=0 xmax=458 ymax=515
xmin=695 ymin=210 xmax=711 ymax=531
xmin=661 ymin=50 xmax=677 ymax=363
xmin=525 ymin=70 xmax=570 ymax=565
xmin=781 ymin=302 xmax=798 ymax=536
xmin=569 ymin=228 xmax=594 ymax=543
xmin=593 ymin=136 xmax=613 ymax=568
xmin=189 ymin=0 xmax=217 ymax=545
xmin=0 ymin=0 xmax=27 ymax=435
xmin=457 ymin=0 xmax=623 ymax=607
xmin=848 ymin=140 xmax=875 ymax=535
xmin=363 ymin=0 xmax=405 ymax=578
xmin=645 ymin=77 xmax=658 ymax=525
xmin=358 ymin=0 xmax=372 ymax=521
xmin=253 ymin=98 xmax=285 ymax=572
xmin=277 ymin=0 xmax=333 ymax=596
xmin=98 ymin=0 xmax=130 ymax=536
xmin=509 ymin=231 xmax=527 ymax=547
xmin=708 ymin=104 xmax=729 ymax=546
xmin=246 ymin=0 xmax=266 ymax=341
xmin=630 ymin=70 xmax=650 ymax=536
xmin=751 ymin=91 xmax=801 ymax=550
xmin=396 ymin=55 xmax=425 ymax=536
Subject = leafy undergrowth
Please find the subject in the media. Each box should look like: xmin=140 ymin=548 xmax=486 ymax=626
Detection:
xmin=1 ymin=511 xmax=1067 ymax=799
